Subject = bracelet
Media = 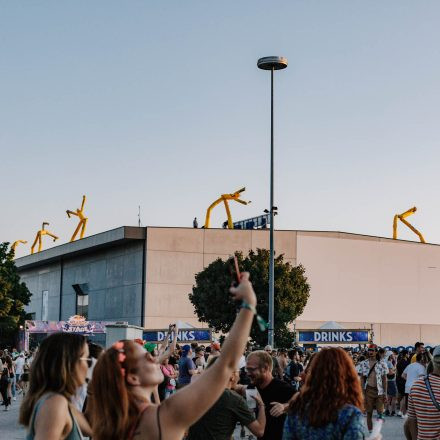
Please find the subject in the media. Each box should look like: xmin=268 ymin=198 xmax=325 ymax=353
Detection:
xmin=241 ymin=301 xmax=257 ymax=314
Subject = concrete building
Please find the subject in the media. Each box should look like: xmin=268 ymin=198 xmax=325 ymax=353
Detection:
xmin=15 ymin=226 xmax=440 ymax=346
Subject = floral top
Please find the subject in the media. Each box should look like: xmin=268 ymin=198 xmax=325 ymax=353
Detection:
xmin=358 ymin=359 xmax=389 ymax=396
xmin=282 ymin=404 xmax=365 ymax=440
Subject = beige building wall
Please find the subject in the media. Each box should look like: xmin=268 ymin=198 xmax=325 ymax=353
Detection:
xmin=295 ymin=232 xmax=440 ymax=345
xmin=144 ymin=228 xmax=296 ymax=329
xmin=144 ymin=227 xmax=440 ymax=345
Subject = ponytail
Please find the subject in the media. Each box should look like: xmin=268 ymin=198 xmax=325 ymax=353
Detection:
xmin=89 ymin=341 xmax=139 ymax=440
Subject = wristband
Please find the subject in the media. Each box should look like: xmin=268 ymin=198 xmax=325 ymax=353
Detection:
xmin=241 ymin=301 xmax=257 ymax=314
xmin=241 ymin=302 xmax=268 ymax=332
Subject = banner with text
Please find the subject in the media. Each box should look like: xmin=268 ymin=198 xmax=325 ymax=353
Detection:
xmin=298 ymin=330 xmax=370 ymax=344
xmin=143 ymin=329 xmax=212 ymax=343
xmin=25 ymin=317 xmax=121 ymax=334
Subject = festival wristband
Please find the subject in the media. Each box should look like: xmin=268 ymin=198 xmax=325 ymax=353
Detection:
xmin=241 ymin=301 xmax=268 ymax=332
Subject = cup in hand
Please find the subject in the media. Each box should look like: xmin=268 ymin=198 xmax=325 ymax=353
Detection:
xmin=246 ymin=388 xmax=258 ymax=409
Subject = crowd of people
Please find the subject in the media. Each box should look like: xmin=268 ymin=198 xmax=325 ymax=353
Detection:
xmin=0 ymin=348 xmax=33 ymax=411
xmin=1 ymin=274 xmax=440 ymax=439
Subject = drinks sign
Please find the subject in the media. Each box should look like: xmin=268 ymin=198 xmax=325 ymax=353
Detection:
xmin=298 ymin=330 xmax=370 ymax=344
xmin=143 ymin=329 xmax=212 ymax=343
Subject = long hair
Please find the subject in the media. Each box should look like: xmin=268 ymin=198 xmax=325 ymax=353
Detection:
xmin=19 ymin=332 xmax=87 ymax=426
xmin=89 ymin=340 xmax=146 ymax=440
xmin=289 ymin=347 xmax=364 ymax=427
xmin=5 ymin=355 xmax=13 ymax=370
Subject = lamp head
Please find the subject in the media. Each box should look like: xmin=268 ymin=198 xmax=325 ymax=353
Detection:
xmin=257 ymin=56 xmax=288 ymax=71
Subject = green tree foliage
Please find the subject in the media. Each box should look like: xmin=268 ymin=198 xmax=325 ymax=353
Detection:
xmin=189 ymin=249 xmax=310 ymax=347
xmin=0 ymin=242 xmax=31 ymax=346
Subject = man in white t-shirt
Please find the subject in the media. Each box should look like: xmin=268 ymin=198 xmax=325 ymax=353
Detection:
xmin=14 ymin=353 xmax=25 ymax=394
xmin=402 ymin=352 xmax=427 ymax=407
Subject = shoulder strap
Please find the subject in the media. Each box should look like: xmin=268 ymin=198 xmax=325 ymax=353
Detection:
xmin=127 ymin=404 xmax=150 ymax=440
xmin=424 ymin=376 xmax=440 ymax=411
xmin=367 ymin=362 xmax=377 ymax=378
xmin=67 ymin=404 xmax=85 ymax=440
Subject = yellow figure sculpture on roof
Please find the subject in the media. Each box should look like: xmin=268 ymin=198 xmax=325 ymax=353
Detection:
xmin=66 ymin=195 xmax=88 ymax=242
xmin=31 ymin=223 xmax=59 ymax=254
xmin=393 ymin=206 xmax=426 ymax=243
xmin=11 ymin=240 xmax=27 ymax=253
xmin=204 ymin=187 xmax=251 ymax=229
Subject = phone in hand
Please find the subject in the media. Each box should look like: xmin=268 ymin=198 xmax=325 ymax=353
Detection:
xmin=229 ymin=255 xmax=241 ymax=286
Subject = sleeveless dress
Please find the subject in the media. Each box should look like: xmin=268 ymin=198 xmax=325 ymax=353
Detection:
xmin=26 ymin=392 xmax=84 ymax=440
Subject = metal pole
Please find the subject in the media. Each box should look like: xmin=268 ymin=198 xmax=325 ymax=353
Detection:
xmin=268 ymin=68 xmax=275 ymax=347
xmin=257 ymin=55 xmax=287 ymax=348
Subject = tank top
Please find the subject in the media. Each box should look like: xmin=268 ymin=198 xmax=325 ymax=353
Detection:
xmin=128 ymin=404 xmax=162 ymax=440
xmin=26 ymin=392 xmax=84 ymax=440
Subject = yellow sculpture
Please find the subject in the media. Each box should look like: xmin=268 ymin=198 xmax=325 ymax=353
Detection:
xmin=66 ymin=195 xmax=88 ymax=242
xmin=31 ymin=223 xmax=59 ymax=254
xmin=393 ymin=206 xmax=426 ymax=243
xmin=11 ymin=240 xmax=27 ymax=252
xmin=204 ymin=187 xmax=251 ymax=229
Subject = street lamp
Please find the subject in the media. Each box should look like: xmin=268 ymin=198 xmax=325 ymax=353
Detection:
xmin=257 ymin=56 xmax=288 ymax=347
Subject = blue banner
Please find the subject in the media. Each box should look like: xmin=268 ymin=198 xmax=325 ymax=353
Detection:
xmin=143 ymin=329 xmax=211 ymax=343
xmin=298 ymin=330 xmax=370 ymax=344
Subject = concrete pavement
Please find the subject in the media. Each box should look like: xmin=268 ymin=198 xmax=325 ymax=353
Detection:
xmin=1 ymin=394 xmax=26 ymax=439
xmin=232 ymin=416 xmax=406 ymax=439
xmin=2 ymin=394 xmax=406 ymax=439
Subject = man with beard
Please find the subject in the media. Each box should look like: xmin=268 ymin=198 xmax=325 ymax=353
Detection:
xmin=359 ymin=344 xmax=388 ymax=434
xmin=235 ymin=350 xmax=295 ymax=440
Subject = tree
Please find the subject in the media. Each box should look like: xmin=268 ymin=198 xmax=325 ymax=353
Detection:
xmin=0 ymin=242 xmax=32 ymax=347
xmin=189 ymin=249 xmax=310 ymax=347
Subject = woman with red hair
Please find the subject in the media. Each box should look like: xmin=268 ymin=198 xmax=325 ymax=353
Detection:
xmin=283 ymin=347 xmax=366 ymax=439
xmin=88 ymin=272 xmax=257 ymax=440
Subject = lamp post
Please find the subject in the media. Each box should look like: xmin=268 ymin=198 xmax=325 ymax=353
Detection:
xmin=257 ymin=56 xmax=288 ymax=347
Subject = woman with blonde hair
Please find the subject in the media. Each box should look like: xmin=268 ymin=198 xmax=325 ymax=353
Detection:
xmin=19 ymin=332 xmax=92 ymax=439
xmin=283 ymin=347 xmax=366 ymax=439
xmin=89 ymin=272 xmax=257 ymax=440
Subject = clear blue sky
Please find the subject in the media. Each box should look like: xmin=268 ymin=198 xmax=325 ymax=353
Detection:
xmin=2 ymin=1 xmax=440 ymax=257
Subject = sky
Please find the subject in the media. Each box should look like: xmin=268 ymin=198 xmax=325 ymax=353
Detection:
xmin=1 ymin=1 xmax=440 ymax=258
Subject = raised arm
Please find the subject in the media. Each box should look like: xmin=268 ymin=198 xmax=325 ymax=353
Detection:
xmin=80 ymin=195 xmax=86 ymax=211
xmin=161 ymin=272 xmax=256 ymax=432
xmin=158 ymin=325 xmax=178 ymax=364
xmin=158 ymin=328 xmax=170 ymax=356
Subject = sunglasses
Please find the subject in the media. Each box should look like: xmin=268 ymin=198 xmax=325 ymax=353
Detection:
xmin=80 ymin=357 xmax=93 ymax=368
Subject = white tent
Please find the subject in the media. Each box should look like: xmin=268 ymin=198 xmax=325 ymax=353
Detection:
xmin=319 ymin=321 xmax=345 ymax=330
xmin=175 ymin=320 xmax=196 ymax=329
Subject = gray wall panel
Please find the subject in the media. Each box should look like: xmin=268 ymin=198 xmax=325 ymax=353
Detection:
xmin=21 ymin=241 xmax=144 ymax=326
xmin=88 ymin=290 xmax=106 ymax=320
xmin=20 ymin=263 xmax=61 ymax=321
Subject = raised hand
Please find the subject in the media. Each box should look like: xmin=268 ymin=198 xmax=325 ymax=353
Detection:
xmin=229 ymin=272 xmax=257 ymax=307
